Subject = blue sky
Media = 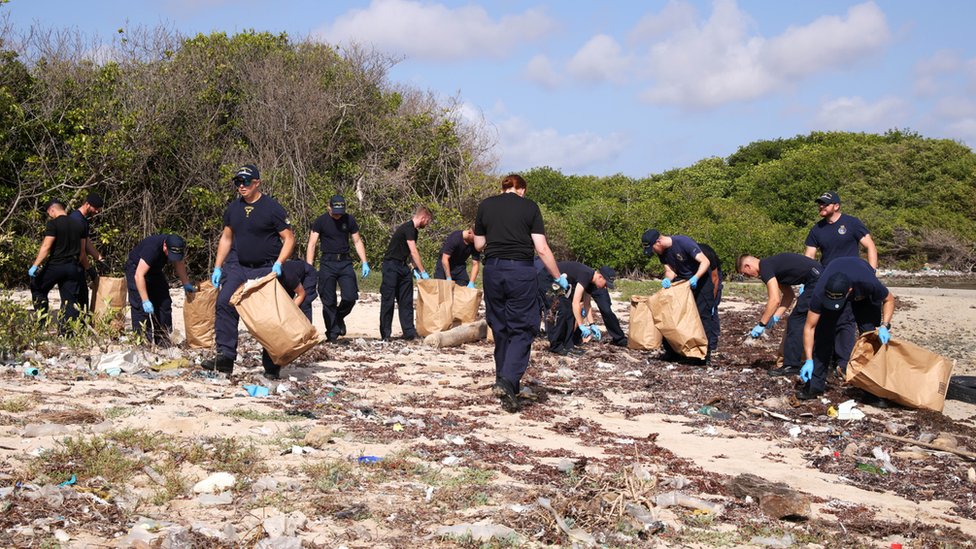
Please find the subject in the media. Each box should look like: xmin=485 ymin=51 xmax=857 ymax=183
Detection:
xmin=5 ymin=0 xmax=976 ymax=178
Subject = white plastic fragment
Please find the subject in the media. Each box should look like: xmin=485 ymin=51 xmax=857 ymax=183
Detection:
xmin=434 ymin=521 xmax=520 ymax=542
xmin=193 ymin=472 xmax=236 ymax=494
xmin=442 ymin=456 xmax=461 ymax=467
xmin=837 ymin=400 xmax=865 ymax=420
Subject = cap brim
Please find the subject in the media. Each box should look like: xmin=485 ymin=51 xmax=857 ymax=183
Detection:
xmin=643 ymin=247 xmax=654 ymax=257
xmin=822 ymin=297 xmax=846 ymax=310
xmin=167 ymin=251 xmax=184 ymax=262
xmin=605 ymin=279 xmax=614 ymax=290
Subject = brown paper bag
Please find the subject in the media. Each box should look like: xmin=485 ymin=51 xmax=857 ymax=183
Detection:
xmin=89 ymin=276 xmax=127 ymax=330
xmin=847 ymin=331 xmax=954 ymax=411
xmin=649 ymin=280 xmax=708 ymax=358
xmin=628 ymin=295 xmax=662 ymax=350
xmin=184 ymin=281 xmax=218 ymax=349
xmin=416 ymin=279 xmax=455 ymax=336
xmin=452 ymin=285 xmax=483 ymax=326
xmin=229 ymin=273 xmax=321 ymax=366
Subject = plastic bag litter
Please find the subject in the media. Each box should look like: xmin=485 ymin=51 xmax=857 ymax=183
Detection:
xmin=199 ymin=491 xmax=233 ymax=506
xmin=433 ymin=521 xmax=520 ymax=542
xmin=193 ymin=472 xmax=235 ymax=493
xmin=21 ymin=423 xmax=72 ymax=438
xmin=654 ymin=491 xmax=725 ymax=515
xmin=257 ymin=537 xmax=303 ymax=549
xmin=837 ymin=400 xmax=865 ymax=420
xmin=94 ymin=349 xmax=147 ymax=375
xmin=262 ymin=511 xmax=307 ymax=538
xmin=750 ymin=534 xmax=795 ymax=548
xmin=251 ymin=477 xmax=280 ymax=493
xmin=442 ymin=456 xmax=461 ymax=467
xmin=872 ymin=446 xmax=899 ymax=473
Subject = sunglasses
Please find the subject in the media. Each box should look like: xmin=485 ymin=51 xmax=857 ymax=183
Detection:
xmin=233 ymin=178 xmax=253 ymax=187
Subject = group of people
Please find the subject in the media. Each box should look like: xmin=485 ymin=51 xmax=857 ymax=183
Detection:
xmin=31 ymin=167 xmax=890 ymax=410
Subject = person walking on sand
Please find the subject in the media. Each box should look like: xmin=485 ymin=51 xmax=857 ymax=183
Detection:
xmin=29 ymin=199 xmax=86 ymax=336
xmin=379 ymin=206 xmax=432 ymax=342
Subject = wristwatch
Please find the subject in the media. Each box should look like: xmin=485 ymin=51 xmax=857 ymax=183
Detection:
xmin=880 ymin=322 xmax=891 ymax=329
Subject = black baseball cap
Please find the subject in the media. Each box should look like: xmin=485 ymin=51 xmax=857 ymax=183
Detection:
xmin=330 ymin=195 xmax=346 ymax=214
xmin=822 ymin=272 xmax=852 ymax=310
xmin=641 ymin=229 xmax=661 ymax=256
xmin=165 ymin=234 xmax=185 ymax=261
xmin=41 ymin=199 xmax=65 ymax=212
xmin=815 ymin=191 xmax=840 ymax=205
xmin=598 ymin=265 xmax=616 ymax=290
xmin=85 ymin=192 xmax=104 ymax=208
xmin=233 ymin=164 xmax=260 ymax=182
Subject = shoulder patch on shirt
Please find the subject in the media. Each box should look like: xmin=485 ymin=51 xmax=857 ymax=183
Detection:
xmin=284 ymin=216 xmax=292 ymax=225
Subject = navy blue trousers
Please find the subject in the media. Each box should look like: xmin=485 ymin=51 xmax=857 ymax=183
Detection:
xmin=589 ymin=288 xmax=626 ymax=345
xmin=807 ymin=298 xmax=881 ymax=393
xmin=30 ymin=262 xmax=84 ymax=336
xmin=484 ymin=259 xmax=539 ymax=390
xmin=318 ymin=259 xmax=358 ymax=340
xmin=379 ymin=260 xmax=417 ymax=340
xmin=125 ymin=261 xmax=173 ymax=345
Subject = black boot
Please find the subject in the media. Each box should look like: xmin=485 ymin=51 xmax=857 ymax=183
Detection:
xmin=202 ymin=354 xmax=234 ymax=374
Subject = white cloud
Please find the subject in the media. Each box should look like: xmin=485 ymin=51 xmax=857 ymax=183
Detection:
xmin=520 ymin=54 xmax=565 ymax=90
xmin=495 ymin=116 xmax=631 ymax=172
xmin=810 ymin=95 xmax=911 ymax=131
xmin=932 ymin=96 xmax=976 ymax=119
xmin=316 ymin=0 xmax=557 ymax=62
xmin=566 ymin=34 xmax=634 ymax=86
xmin=627 ymin=0 xmax=698 ymax=44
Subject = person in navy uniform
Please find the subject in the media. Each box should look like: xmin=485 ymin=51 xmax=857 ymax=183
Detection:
xmin=433 ymin=226 xmax=480 ymax=288
xmin=379 ymin=206 xmax=432 ymax=342
xmin=800 ymin=257 xmax=894 ymax=403
xmin=698 ymin=243 xmax=723 ymax=353
xmin=736 ymin=252 xmax=823 ymax=376
xmin=125 ymin=234 xmax=193 ymax=346
xmin=474 ymin=174 xmax=567 ymax=413
xmin=539 ymin=261 xmax=615 ymax=356
xmin=307 ymin=195 xmax=369 ymax=343
xmin=29 ymin=199 xmax=86 ymax=336
xmin=279 ymin=260 xmax=318 ymax=321
xmin=68 ymin=192 xmax=108 ymax=308
xmin=804 ymin=190 xmax=878 ymax=377
xmin=641 ymin=229 xmax=714 ymax=364
xmin=204 ymin=164 xmax=295 ymax=378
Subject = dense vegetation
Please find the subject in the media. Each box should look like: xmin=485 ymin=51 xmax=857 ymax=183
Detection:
xmin=2 ymin=19 xmax=974 ymax=286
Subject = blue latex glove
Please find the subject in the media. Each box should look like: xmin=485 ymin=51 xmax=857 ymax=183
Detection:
xmin=750 ymin=324 xmax=765 ymax=338
xmin=661 ymin=278 xmax=671 ymax=289
xmin=362 ymin=262 xmax=370 ymax=278
xmin=420 ymin=271 xmax=430 ymax=280
xmin=591 ymin=324 xmax=602 ymax=341
xmin=797 ymin=284 xmax=804 ymax=296
xmin=446 ymin=277 xmax=452 ymax=281
xmin=142 ymin=300 xmax=155 ymax=314
xmin=878 ymin=326 xmax=890 ymax=344
xmin=29 ymin=265 xmax=38 ymax=277
xmin=800 ymin=359 xmax=814 ymax=382
xmin=689 ymin=275 xmax=698 ymax=289
xmin=466 ymin=282 xmax=475 ymax=289
xmin=580 ymin=308 xmax=586 ymax=318
xmin=211 ymin=267 xmax=222 ymax=288
xmin=555 ymin=274 xmax=569 ymax=290
xmin=183 ymin=284 xmax=195 ymax=293
xmin=272 ymin=262 xmax=282 ymax=277
xmin=579 ymin=324 xmax=592 ymax=338
xmin=767 ymin=315 xmax=779 ymax=330
xmin=413 ymin=269 xmax=421 ymax=281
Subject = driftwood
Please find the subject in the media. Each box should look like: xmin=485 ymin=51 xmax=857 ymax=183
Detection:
xmin=424 ymin=320 xmax=488 ymax=349
xmin=880 ymin=433 xmax=976 ymax=460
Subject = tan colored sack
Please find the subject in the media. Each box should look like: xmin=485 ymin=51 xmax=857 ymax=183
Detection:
xmin=628 ymin=295 xmax=662 ymax=350
xmin=90 ymin=276 xmax=127 ymax=330
xmin=229 ymin=273 xmax=321 ymax=366
xmin=416 ymin=279 xmax=455 ymax=336
xmin=847 ymin=331 xmax=954 ymax=411
xmin=184 ymin=281 xmax=218 ymax=349
xmin=452 ymin=285 xmax=483 ymax=326
xmin=649 ymin=280 xmax=708 ymax=358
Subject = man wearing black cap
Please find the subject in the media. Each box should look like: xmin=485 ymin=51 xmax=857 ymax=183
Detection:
xmin=307 ymin=195 xmax=369 ymax=343
xmin=539 ymin=261 xmax=615 ymax=356
xmin=433 ymin=226 xmax=480 ymax=288
xmin=69 ymin=192 xmax=108 ymax=308
xmin=30 ymin=199 xmax=86 ymax=336
xmin=205 ymin=164 xmax=295 ymax=378
xmin=379 ymin=206 xmax=432 ymax=342
xmin=804 ymin=190 xmax=878 ymax=377
xmin=799 ymin=256 xmax=894 ymax=401
xmin=125 ymin=234 xmax=193 ymax=345
xmin=736 ymin=252 xmax=823 ymax=376
xmin=640 ymin=229 xmax=714 ymax=363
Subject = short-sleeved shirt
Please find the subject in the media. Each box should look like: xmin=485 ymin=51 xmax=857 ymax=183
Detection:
xmin=805 ymin=213 xmax=869 ymax=266
xmin=438 ymin=231 xmax=480 ymax=268
xmin=657 ymin=235 xmax=703 ymax=280
xmin=384 ymin=220 xmax=418 ymax=263
xmin=128 ymin=235 xmax=174 ymax=273
xmin=474 ymin=192 xmax=545 ymax=260
xmin=68 ymin=209 xmax=90 ymax=240
xmin=280 ymin=260 xmax=318 ymax=307
xmin=311 ymin=213 xmax=359 ymax=255
xmin=809 ymin=257 xmax=889 ymax=315
xmin=557 ymin=261 xmax=596 ymax=299
xmin=759 ymin=253 xmax=823 ymax=286
xmin=46 ymin=215 xmax=85 ymax=266
xmin=222 ymin=195 xmax=291 ymax=265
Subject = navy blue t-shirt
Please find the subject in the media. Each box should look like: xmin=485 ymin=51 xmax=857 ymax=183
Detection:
xmin=759 ymin=253 xmax=823 ymax=286
xmin=657 ymin=235 xmax=704 ymax=280
xmin=69 ymin=209 xmax=90 ymax=240
xmin=46 ymin=215 xmax=85 ymax=266
xmin=557 ymin=261 xmax=595 ymax=299
xmin=805 ymin=213 xmax=869 ymax=266
xmin=280 ymin=260 xmax=318 ymax=308
xmin=128 ymin=234 xmax=172 ymax=273
xmin=475 ymin=192 xmax=545 ymax=261
xmin=436 ymin=231 xmax=480 ymax=270
xmin=809 ymin=257 xmax=888 ymax=314
xmin=384 ymin=220 xmax=418 ymax=263
xmin=222 ymin=195 xmax=291 ymax=265
xmin=311 ymin=213 xmax=359 ymax=255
